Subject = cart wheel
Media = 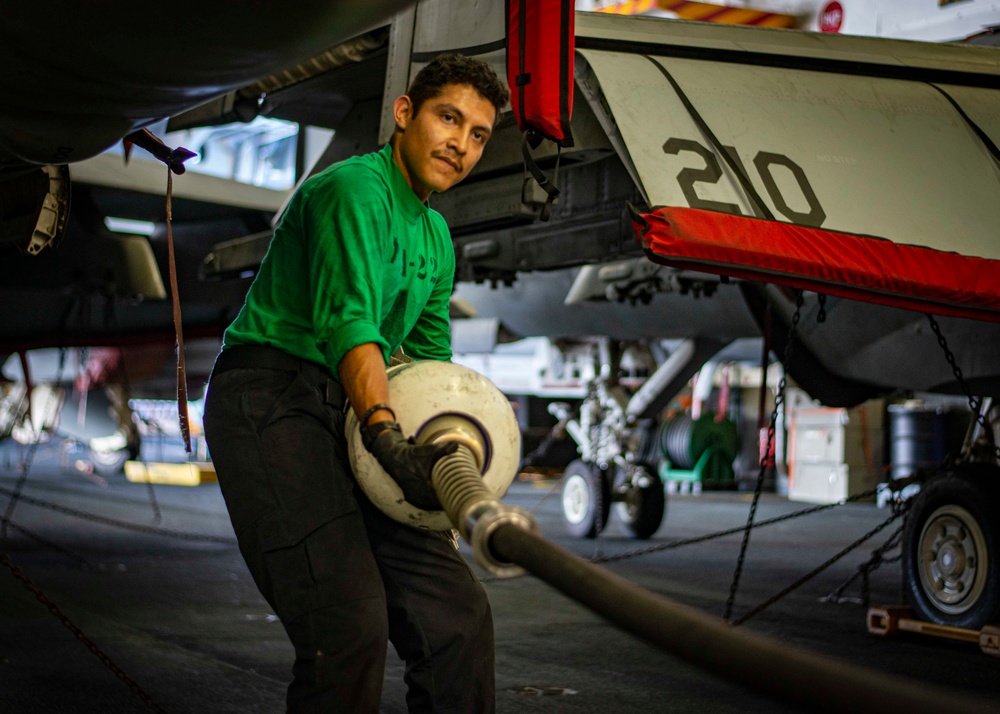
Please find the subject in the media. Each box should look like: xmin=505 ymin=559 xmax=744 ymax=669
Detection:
xmin=561 ymin=459 xmax=610 ymax=539
xmin=614 ymin=465 xmax=666 ymax=540
xmin=902 ymin=469 xmax=1000 ymax=629
xmin=90 ymin=443 xmax=136 ymax=477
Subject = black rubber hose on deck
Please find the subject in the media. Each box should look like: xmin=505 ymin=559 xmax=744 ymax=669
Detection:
xmin=490 ymin=524 xmax=997 ymax=714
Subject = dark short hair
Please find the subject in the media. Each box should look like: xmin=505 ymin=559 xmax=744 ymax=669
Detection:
xmin=407 ymin=53 xmax=509 ymax=124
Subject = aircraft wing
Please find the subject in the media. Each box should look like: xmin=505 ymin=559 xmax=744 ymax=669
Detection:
xmin=0 ymin=0 xmax=416 ymax=169
xmin=575 ymin=15 xmax=1000 ymax=250
xmin=573 ymin=26 xmax=1000 ymax=320
xmin=565 ymin=13 xmax=1000 ymax=399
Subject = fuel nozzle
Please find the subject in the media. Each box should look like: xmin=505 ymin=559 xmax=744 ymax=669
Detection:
xmin=346 ymin=361 xmax=535 ymax=576
xmin=416 ymin=415 xmax=537 ymax=578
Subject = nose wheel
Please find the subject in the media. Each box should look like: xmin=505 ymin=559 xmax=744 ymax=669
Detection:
xmin=613 ymin=464 xmax=666 ymax=540
xmin=560 ymin=460 xmax=667 ymax=540
xmin=561 ymin=459 xmax=610 ymax=539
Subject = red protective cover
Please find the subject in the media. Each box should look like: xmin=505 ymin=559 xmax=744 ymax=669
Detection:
xmin=633 ymin=206 xmax=1000 ymax=323
xmin=506 ymin=0 xmax=574 ymax=146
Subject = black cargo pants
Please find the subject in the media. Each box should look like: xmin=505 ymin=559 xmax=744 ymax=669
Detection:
xmin=203 ymin=346 xmax=495 ymax=713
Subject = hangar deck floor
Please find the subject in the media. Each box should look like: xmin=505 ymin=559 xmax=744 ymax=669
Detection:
xmin=1 ymin=453 xmax=998 ymax=714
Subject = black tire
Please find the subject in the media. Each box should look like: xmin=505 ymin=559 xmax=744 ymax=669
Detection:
xmin=902 ymin=469 xmax=1000 ymax=629
xmin=560 ymin=459 xmax=610 ymax=539
xmin=614 ymin=465 xmax=666 ymax=540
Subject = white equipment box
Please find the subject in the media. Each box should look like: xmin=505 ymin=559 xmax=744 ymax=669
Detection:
xmin=787 ymin=402 xmax=884 ymax=504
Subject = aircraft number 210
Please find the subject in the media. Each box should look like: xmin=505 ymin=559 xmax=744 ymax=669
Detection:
xmin=663 ymin=138 xmax=827 ymax=228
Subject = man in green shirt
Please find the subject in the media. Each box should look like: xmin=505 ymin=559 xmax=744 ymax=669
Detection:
xmin=204 ymin=55 xmax=509 ymax=713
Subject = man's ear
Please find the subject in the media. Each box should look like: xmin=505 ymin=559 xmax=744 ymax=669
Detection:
xmin=393 ymin=95 xmax=413 ymax=132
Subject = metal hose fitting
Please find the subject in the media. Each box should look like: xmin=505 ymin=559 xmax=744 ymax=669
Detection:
xmin=432 ymin=445 xmax=537 ymax=577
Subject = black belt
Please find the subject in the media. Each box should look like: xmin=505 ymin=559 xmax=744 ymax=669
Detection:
xmin=211 ymin=344 xmax=346 ymax=409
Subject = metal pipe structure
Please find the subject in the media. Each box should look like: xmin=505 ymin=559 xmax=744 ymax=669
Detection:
xmin=487 ymin=524 xmax=996 ymax=714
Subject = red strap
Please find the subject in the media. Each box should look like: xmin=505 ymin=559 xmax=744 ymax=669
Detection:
xmin=165 ymin=169 xmax=191 ymax=453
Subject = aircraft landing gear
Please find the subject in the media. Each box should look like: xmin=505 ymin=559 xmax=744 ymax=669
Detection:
xmin=560 ymin=459 xmax=610 ymax=539
xmin=613 ymin=463 xmax=665 ymax=540
xmin=549 ymin=336 xmax=721 ymax=540
xmin=902 ymin=466 xmax=1000 ymax=630
xmin=559 ymin=460 xmax=668 ymax=540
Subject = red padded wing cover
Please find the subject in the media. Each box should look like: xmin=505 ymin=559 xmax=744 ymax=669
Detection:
xmin=633 ymin=206 xmax=1000 ymax=323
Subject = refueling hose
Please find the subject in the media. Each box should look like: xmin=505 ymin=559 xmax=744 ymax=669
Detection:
xmin=430 ymin=448 xmax=996 ymax=714
xmin=490 ymin=525 xmax=997 ymax=714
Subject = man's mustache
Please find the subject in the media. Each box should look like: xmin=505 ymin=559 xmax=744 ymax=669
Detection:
xmin=432 ymin=151 xmax=462 ymax=171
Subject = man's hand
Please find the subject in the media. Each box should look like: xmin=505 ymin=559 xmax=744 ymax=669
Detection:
xmin=365 ymin=422 xmax=458 ymax=511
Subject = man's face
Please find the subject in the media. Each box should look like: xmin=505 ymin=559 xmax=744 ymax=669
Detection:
xmin=392 ymin=83 xmax=496 ymax=202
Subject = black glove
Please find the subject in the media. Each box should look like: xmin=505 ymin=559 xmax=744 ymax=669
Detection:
xmin=365 ymin=422 xmax=458 ymax=511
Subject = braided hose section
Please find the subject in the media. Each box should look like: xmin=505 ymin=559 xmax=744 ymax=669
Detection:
xmin=432 ymin=445 xmax=496 ymax=537
xmin=432 ymin=445 xmax=537 ymax=578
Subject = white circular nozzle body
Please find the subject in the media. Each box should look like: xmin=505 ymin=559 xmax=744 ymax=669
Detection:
xmin=346 ymin=361 xmax=521 ymax=530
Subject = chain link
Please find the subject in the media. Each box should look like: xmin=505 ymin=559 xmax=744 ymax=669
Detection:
xmin=519 ymin=424 xmax=567 ymax=470
xmin=730 ymin=500 xmax=908 ymax=626
xmin=2 ymin=349 xmax=67 ymax=538
xmin=724 ymin=291 xmax=804 ymax=621
xmin=1 ymin=552 xmax=169 ymax=713
xmin=479 ymin=485 xmax=882 ymax=585
xmin=821 ymin=519 xmax=906 ymax=607
xmin=925 ymin=314 xmax=1000 ymax=463
xmin=144 ymin=477 xmax=163 ymax=525
xmin=1 ymin=518 xmax=92 ymax=568
xmin=590 ymin=486 xmax=880 ymax=565
xmin=523 ymin=478 xmax=562 ymax=514
xmin=0 ymin=485 xmax=236 ymax=545
xmin=1 ymin=437 xmax=42 ymax=538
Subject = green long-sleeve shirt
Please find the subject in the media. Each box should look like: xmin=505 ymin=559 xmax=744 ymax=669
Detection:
xmin=223 ymin=143 xmax=455 ymax=375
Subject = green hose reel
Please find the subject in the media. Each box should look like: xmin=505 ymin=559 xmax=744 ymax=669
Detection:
xmin=658 ymin=413 xmax=739 ymax=488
